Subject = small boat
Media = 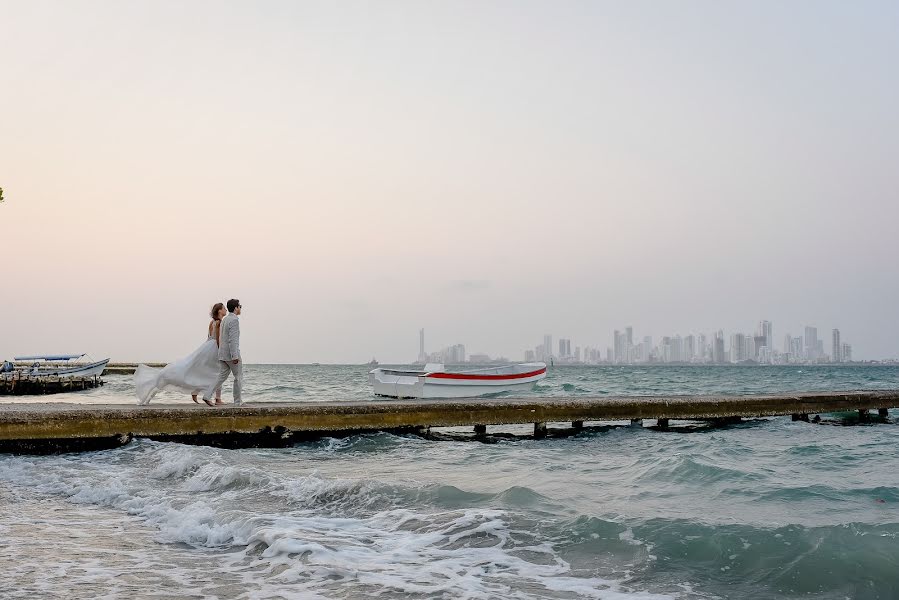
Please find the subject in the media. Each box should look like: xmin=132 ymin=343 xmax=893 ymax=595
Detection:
xmin=11 ymin=354 xmax=110 ymax=378
xmin=369 ymin=362 xmax=546 ymax=399
xmin=367 ymin=357 xmax=379 ymax=367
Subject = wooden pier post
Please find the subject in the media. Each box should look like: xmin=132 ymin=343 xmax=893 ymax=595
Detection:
xmin=534 ymin=422 xmax=547 ymax=438
xmin=879 ymin=408 xmax=889 ymax=418
xmin=791 ymin=413 xmax=810 ymax=422
xmin=858 ymin=409 xmax=869 ymax=421
xmin=630 ymin=418 xmax=643 ymax=427
xmin=657 ymin=418 xmax=669 ymax=429
xmin=572 ymin=420 xmax=584 ymax=430
xmin=473 ymin=424 xmax=487 ymax=436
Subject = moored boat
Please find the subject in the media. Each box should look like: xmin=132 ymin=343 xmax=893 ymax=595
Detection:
xmin=369 ymin=362 xmax=546 ymax=399
xmin=10 ymin=354 xmax=110 ymax=378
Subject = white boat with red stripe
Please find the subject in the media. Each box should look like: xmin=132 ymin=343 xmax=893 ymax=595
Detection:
xmin=369 ymin=362 xmax=547 ymax=399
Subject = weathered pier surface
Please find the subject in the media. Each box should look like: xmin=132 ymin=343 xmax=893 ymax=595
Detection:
xmin=0 ymin=390 xmax=896 ymax=453
xmin=0 ymin=375 xmax=104 ymax=396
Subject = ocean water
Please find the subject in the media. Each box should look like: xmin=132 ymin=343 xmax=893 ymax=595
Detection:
xmin=2 ymin=365 xmax=899 ymax=599
xmin=7 ymin=363 xmax=899 ymax=404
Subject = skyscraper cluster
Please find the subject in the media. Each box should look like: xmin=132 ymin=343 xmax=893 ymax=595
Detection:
xmin=417 ymin=323 xmax=857 ymax=366
xmin=416 ymin=329 xmax=508 ymax=364
xmin=416 ymin=329 xmax=465 ymax=363
xmin=525 ymin=321 xmax=855 ymax=364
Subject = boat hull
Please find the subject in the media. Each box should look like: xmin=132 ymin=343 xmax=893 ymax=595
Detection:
xmin=369 ymin=363 xmax=546 ymax=399
xmin=31 ymin=359 xmax=110 ymax=378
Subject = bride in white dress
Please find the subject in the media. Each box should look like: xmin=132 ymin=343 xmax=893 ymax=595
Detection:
xmin=135 ymin=303 xmax=226 ymax=405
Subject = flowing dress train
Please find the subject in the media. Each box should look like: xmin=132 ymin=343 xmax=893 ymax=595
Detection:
xmin=135 ymin=327 xmax=222 ymax=405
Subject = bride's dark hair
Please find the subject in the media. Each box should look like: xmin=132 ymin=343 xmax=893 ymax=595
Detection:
xmin=210 ymin=302 xmax=225 ymax=320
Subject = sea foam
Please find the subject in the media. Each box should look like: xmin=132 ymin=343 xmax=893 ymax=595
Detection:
xmin=0 ymin=440 xmax=674 ymax=599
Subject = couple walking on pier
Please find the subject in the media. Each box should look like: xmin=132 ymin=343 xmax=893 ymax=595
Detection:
xmin=135 ymin=299 xmax=243 ymax=406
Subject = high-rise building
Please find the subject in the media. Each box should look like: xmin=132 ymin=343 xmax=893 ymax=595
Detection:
xmin=612 ymin=327 xmax=636 ymax=364
xmin=684 ymin=335 xmax=696 ymax=362
xmin=713 ymin=330 xmax=726 ymax=363
xmin=730 ymin=333 xmax=744 ymax=362
xmin=672 ymin=335 xmax=684 ymax=362
xmin=418 ymin=328 xmax=426 ymax=363
xmin=751 ymin=335 xmax=764 ymax=362
xmin=758 ymin=321 xmax=772 ymax=354
xmin=436 ymin=344 xmax=465 ymax=363
xmin=832 ymin=329 xmax=841 ymax=363
xmin=559 ymin=338 xmax=571 ymax=358
xmin=613 ymin=330 xmax=621 ymax=363
xmin=524 ymin=350 xmax=536 ymax=362
xmin=659 ymin=336 xmax=671 ymax=362
xmin=643 ymin=336 xmax=653 ymax=363
xmin=841 ymin=343 xmax=852 ymax=362
xmin=804 ymin=326 xmax=818 ymax=360
xmin=791 ymin=336 xmax=803 ymax=361
xmin=543 ymin=334 xmax=553 ymax=360
xmin=697 ymin=333 xmax=708 ymax=362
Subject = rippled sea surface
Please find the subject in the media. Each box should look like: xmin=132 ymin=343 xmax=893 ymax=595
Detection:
xmin=2 ymin=365 xmax=899 ymax=599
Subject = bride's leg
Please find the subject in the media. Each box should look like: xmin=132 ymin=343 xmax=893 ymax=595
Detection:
xmin=192 ymin=394 xmax=199 ymax=404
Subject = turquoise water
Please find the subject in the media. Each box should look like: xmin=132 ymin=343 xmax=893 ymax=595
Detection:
xmin=1 ymin=365 xmax=899 ymax=598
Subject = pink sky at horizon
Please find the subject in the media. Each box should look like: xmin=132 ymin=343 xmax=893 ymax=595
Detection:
xmin=2 ymin=1 xmax=898 ymax=362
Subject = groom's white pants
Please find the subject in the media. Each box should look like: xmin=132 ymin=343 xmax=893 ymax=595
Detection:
xmin=206 ymin=361 xmax=242 ymax=404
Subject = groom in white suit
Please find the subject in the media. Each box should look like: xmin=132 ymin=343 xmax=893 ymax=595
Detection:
xmin=204 ymin=298 xmax=243 ymax=405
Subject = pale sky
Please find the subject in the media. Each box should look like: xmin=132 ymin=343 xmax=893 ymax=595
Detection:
xmin=2 ymin=1 xmax=898 ymax=363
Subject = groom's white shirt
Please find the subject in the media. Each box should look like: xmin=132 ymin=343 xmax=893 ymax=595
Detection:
xmin=218 ymin=313 xmax=241 ymax=361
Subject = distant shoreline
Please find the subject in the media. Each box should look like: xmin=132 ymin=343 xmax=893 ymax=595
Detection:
xmin=90 ymin=361 xmax=899 ymax=373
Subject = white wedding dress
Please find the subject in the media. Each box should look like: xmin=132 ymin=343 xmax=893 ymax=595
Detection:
xmin=135 ymin=323 xmax=222 ymax=405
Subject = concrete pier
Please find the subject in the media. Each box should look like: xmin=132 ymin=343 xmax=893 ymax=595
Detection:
xmin=0 ymin=391 xmax=896 ymax=452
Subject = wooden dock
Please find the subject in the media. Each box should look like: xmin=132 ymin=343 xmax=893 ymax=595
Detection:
xmin=0 ymin=390 xmax=897 ymax=453
xmin=0 ymin=375 xmax=104 ymax=396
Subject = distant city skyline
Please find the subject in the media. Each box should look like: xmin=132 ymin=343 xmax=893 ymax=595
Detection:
xmin=415 ymin=321 xmax=884 ymax=365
